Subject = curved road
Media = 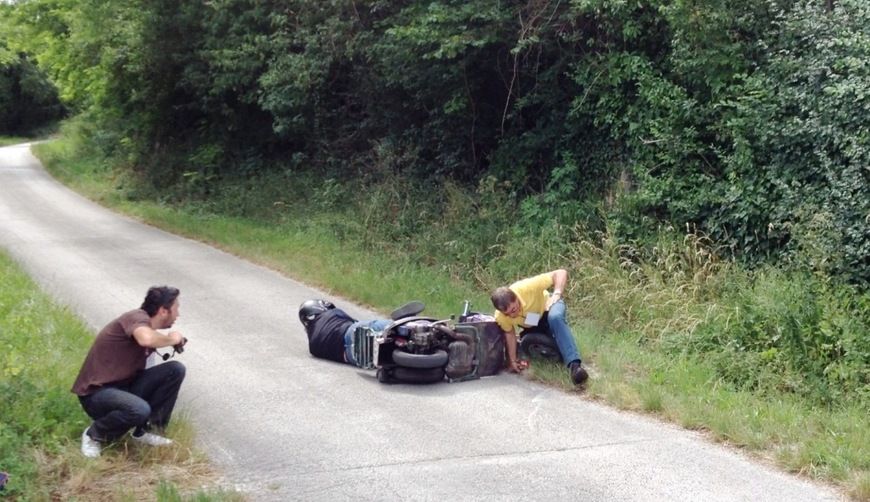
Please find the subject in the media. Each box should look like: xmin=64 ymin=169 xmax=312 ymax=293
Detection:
xmin=0 ymin=143 xmax=844 ymax=501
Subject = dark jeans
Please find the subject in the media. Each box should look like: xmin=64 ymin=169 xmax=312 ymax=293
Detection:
xmin=79 ymin=361 xmax=186 ymax=442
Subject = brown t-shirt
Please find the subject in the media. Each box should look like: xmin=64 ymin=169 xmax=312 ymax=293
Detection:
xmin=71 ymin=309 xmax=152 ymax=396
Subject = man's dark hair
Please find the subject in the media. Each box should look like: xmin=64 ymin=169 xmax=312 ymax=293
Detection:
xmin=491 ymin=287 xmax=517 ymax=312
xmin=140 ymin=286 xmax=180 ymax=316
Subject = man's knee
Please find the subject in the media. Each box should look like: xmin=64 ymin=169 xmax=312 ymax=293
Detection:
xmin=128 ymin=399 xmax=152 ymax=424
xmin=164 ymin=360 xmax=186 ymax=381
xmin=548 ymin=306 xmax=567 ymax=324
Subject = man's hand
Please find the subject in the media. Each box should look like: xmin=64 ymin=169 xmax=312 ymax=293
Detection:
xmin=546 ymin=291 xmax=562 ymax=309
xmin=506 ymin=359 xmax=529 ymax=373
xmin=168 ymin=331 xmax=185 ymax=346
xmin=171 ymin=333 xmax=188 ymax=353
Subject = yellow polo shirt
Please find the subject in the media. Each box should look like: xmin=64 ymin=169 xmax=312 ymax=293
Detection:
xmin=494 ymin=272 xmax=553 ymax=332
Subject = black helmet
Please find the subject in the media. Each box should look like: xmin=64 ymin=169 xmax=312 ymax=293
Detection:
xmin=299 ymin=299 xmax=335 ymax=329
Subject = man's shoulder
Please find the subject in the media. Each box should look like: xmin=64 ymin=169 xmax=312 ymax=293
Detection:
xmin=101 ymin=309 xmax=150 ymax=336
xmin=116 ymin=309 xmax=151 ymax=327
xmin=316 ymin=308 xmax=355 ymax=326
xmin=326 ymin=308 xmax=353 ymax=319
xmin=117 ymin=309 xmax=149 ymax=321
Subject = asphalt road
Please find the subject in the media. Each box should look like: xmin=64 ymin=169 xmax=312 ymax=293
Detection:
xmin=0 ymin=143 xmax=845 ymax=501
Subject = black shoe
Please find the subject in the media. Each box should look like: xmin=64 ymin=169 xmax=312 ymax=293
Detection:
xmin=390 ymin=301 xmax=425 ymax=320
xmin=569 ymin=361 xmax=588 ymax=385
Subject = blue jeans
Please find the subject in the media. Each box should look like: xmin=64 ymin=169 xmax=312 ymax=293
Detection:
xmin=546 ymin=300 xmax=582 ymax=367
xmin=79 ymin=361 xmax=186 ymax=442
xmin=344 ymin=319 xmax=392 ymax=365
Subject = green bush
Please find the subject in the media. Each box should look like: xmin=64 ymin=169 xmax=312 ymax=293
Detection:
xmin=0 ymin=52 xmax=65 ymax=135
xmin=710 ymin=0 xmax=870 ymax=284
xmin=7 ymin=0 xmax=868 ymax=283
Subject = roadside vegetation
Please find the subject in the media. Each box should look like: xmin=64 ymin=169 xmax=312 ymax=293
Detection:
xmin=0 ymin=125 xmax=58 ymax=147
xmin=0 ymin=250 xmax=241 ymax=500
xmin=0 ymin=136 xmax=28 ymax=147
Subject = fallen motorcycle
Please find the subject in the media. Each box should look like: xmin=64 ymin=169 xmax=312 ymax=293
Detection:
xmin=352 ymin=301 xmax=506 ymax=384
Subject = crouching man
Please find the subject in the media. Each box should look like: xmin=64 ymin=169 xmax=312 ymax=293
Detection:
xmin=71 ymin=286 xmax=187 ymax=458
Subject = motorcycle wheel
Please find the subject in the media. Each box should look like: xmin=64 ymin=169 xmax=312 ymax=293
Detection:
xmin=519 ymin=332 xmax=562 ymax=363
xmin=391 ymin=366 xmax=445 ymax=384
xmin=391 ymin=349 xmax=448 ymax=369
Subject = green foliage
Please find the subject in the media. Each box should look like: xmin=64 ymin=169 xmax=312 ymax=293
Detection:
xmin=2 ymin=0 xmax=116 ymax=110
xmin=0 ymin=251 xmax=92 ymax=498
xmin=559 ymin=226 xmax=869 ymax=408
xmin=0 ymin=51 xmax=65 ymax=134
xmin=714 ymin=0 xmax=870 ymax=284
xmin=696 ymin=271 xmax=869 ymax=405
xmin=5 ymin=0 xmax=866 ymax=284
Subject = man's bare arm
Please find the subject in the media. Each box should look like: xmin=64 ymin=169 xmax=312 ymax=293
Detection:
xmin=132 ymin=325 xmax=184 ymax=349
xmin=547 ymin=269 xmax=569 ymax=308
xmin=503 ymin=327 xmax=522 ymax=372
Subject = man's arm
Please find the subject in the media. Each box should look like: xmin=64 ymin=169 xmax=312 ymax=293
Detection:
xmin=546 ymin=269 xmax=568 ymax=309
xmin=502 ymin=327 xmax=522 ymax=373
xmin=132 ymin=325 xmax=184 ymax=349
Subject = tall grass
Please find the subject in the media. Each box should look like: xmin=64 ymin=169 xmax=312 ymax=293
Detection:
xmin=0 ymin=251 xmax=239 ymax=501
xmin=31 ymin=123 xmax=870 ymax=499
xmin=564 ymin=230 xmax=869 ymax=405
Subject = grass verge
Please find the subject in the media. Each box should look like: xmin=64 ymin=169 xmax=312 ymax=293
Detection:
xmin=0 ymin=136 xmax=30 ymax=147
xmin=29 ymin=133 xmax=870 ymax=501
xmin=0 ymin=250 xmax=242 ymax=501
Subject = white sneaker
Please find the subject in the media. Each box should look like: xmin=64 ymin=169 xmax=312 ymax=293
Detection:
xmin=131 ymin=431 xmax=173 ymax=446
xmin=81 ymin=428 xmax=101 ymax=458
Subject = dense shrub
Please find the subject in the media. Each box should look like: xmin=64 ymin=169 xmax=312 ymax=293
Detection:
xmin=0 ymin=52 xmax=65 ymax=134
xmin=5 ymin=0 xmax=867 ymax=283
xmin=710 ymin=0 xmax=870 ymax=284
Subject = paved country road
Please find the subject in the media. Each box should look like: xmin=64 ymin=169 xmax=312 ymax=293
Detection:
xmin=0 ymin=143 xmax=845 ymax=501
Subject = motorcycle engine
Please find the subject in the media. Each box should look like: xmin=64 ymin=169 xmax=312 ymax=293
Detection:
xmin=398 ymin=322 xmax=443 ymax=352
xmin=410 ymin=330 xmax=437 ymax=349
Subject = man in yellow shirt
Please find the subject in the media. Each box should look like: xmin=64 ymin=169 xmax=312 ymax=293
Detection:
xmin=491 ymin=269 xmax=588 ymax=385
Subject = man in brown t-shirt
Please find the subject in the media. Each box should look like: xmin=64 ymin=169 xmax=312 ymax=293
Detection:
xmin=71 ymin=286 xmax=187 ymax=458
